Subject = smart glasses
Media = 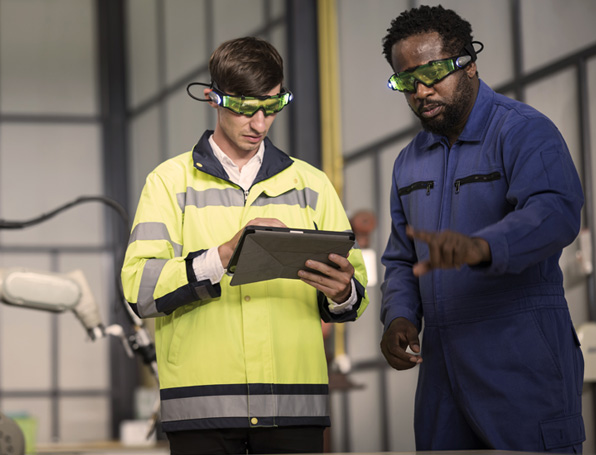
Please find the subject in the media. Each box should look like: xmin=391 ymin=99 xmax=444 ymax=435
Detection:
xmin=186 ymin=82 xmax=293 ymax=116
xmin=387 ymin=41 xmax=484 ymax=93
xmin=387 ymin=55 xmax=472 ymax=92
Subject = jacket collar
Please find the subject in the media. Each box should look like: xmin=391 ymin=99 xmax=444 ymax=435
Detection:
xmin=192 ymin=130 xmax=294 ymax=184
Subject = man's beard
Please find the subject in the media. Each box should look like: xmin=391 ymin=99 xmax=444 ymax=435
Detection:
xmin=413 ymin=75 xmax=475 ymax=137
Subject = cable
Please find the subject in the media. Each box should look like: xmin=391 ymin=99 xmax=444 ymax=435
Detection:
xmin=0 ymin=196 xmax=160 ymax=427
xmin=0 ymin=194 xmax=134 ymax=327
xmin=0 ymin=195 xmax=130 ymax=229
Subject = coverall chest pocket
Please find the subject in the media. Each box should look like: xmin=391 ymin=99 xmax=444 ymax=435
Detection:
xmin=453 ymin=171 xmax=502 ymax=194
xmin=398 ymin=180 xmax=436 ymax=228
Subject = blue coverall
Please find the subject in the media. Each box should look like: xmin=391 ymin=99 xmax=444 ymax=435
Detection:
xmin=381 ymin=80 xmax=585 ymax=452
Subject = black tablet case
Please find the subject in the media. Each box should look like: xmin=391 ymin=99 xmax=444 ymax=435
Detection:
xmin=227 ymin=226 xmax=355 ymax=286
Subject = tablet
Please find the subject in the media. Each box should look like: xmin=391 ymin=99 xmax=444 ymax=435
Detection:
xmin=227 ymin=226 xmax=355 ymax=286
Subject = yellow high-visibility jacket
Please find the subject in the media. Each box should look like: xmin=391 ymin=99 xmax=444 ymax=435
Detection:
xmin=121 ymin=131 xmax=368 ymax=432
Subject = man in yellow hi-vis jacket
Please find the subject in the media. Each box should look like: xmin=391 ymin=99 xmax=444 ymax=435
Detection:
xmin=121 ymin=37 xmax=368 ymax=455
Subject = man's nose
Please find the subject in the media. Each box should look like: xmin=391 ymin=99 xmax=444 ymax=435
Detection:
xmin=413 ymin=80 xmax=435 ymax=98
xmin=250 ymin=110 xmax=267 ymax=131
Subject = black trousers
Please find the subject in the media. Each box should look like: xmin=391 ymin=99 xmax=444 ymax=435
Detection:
xmin=166 ymin=426 xmax=325 ymax=455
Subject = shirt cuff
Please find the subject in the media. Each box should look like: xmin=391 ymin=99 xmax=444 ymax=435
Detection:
xmin=193 ymin=247 xmax=225 ymax=284
xmin=327 ymin=279 xmax=356 ymax=314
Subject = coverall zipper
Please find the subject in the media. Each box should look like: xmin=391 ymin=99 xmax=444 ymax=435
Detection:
xmin=398 ymin=181 xmax=435 ymax=196
xmin=454 ymin=171 xmax=501 ymax=194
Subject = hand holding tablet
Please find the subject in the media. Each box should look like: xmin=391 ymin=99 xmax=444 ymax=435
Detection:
xmin=226 ymin=225 xmax=355 ymax=286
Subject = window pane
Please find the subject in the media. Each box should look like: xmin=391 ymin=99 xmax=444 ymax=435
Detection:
xmin=522 ymin=0 xmax=596 ymax=73
xmin=164 ymin=0 xmax=210 ymax=87
xmin=213 ymin=0 xmax=266 ymax=45
xmin=59 ymin=397 xmax=110 ymax=442
xmin=0 ymin=124 xmax=103 ymax=246
xmin=0 ymin=0 xmax=96 ymax=115
xmin=126 ymin=0 xmax=160 ymax=108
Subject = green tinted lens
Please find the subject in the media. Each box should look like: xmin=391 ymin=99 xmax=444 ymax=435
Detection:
xmin=221 ymin=91 xmax=292 ymax=116
xmin=412 ymin=59 xmax=456 ymax=86
xmin=388 ymin=73 xmax=417 ymax=92
xmin=388 ymin=57 xmax=459 ymax=92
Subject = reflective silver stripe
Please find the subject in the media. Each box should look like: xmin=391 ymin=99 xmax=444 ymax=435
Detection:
xmin=252 ymin=188 xmax=319 ymax=209
xmin=162 ymin=395 xmax=248 ymax=421
xmin=249 ymin=394 xmax=328 ymax=418
xmin=176 ymin=192 xmax=186 ymax=212
xmin=194 ymin=283 xmax=215 ymax=300
xmin=129 ymin=222 xmax=183 ymax=257
xmin=161 ymin=393 xmax=328 ymax=423
xmin=180 ymin=187 xmax=319 ymax=210
xmin=184 ymin=187 xmax=245 ymax=209
xmin=137 ymin=259 xmax=168 ymax=317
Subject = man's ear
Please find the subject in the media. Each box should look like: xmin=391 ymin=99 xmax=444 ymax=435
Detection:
xmin=465 ymin=62 xmax=477 ymax=78
xmin=204 ymin=88 xmax=219 ymax=107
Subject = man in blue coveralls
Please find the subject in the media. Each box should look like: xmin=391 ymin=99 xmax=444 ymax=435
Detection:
xmin=379 ymin=5 xmax=585 ymax=453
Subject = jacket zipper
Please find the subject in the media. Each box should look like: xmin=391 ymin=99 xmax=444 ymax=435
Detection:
xmin=454 ymin=171 xmax=501 ymax=194
xmin=398 ymin=181 xmax=434 ymax=196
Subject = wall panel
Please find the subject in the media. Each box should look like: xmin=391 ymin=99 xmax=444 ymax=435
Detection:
xmin=521 ymin=0 xmax=596 ymax=73
xmin=126 ymin=0 xmax=159 ymax=109
xmin=0 ymin=0 xmax=96 ymax=115
xmin=166 ymin=86 xmax=210 ymax=162
xmin=0 ymin=124 xmax=103 ymax=246
xmin=164 ymin=0 xmax=210 ymax=87
xmin=416 ymin=0 xmax=514 ymax=87
xmin=337 ymin=0 xmax=412 ymax=155
xmin=59 ymin=397 xmax=110 ymax=442
xmin=212 ymin=0 xmax=266 ymax=47
xmin=129 ymin=108 xmax=161 ymax=210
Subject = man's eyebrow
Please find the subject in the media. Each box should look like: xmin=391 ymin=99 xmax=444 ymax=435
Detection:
xmin=401 ymin=65 xmax=418 ymax=73
xmin=398 ymin=62 xmax=424 ymax=74
xmin=399 ymin=57 xmax=448 ymax=74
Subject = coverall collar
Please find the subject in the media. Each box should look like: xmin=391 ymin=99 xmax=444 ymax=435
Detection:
xmin=422 ymin=79 xmax=494 ymax=148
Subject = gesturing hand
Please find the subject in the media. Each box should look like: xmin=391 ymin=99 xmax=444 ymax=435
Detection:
xmin=406 ymin=225 xmax=491 ymax=276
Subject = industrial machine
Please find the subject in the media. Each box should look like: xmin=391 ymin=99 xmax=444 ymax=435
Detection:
xmin=0 ymin=266 xmax=157 ymax=376
xmin=0 ymin=196 xmax=158 ymax=455
xmin=0 ymin=411 xmax=25 ymax=455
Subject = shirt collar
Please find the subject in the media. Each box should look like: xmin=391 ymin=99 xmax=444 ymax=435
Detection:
xmin=192 ymin=130 xmax=294 ymax=183
xmin=209 ymin=135 xmax=264 ymax=170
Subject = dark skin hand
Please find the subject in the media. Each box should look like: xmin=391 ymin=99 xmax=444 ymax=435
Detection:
xmin=406 ymin=225 xmax=491 ymax=276
xmin=380 ymin=227 xmax=492 ymax=369
xmin=380 ymin=317 xmax=422 ymax=370
xmin=219 ymin=218 xmax=354 ymax=303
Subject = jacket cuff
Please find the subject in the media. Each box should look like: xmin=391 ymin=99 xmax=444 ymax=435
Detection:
xmin=185 ymin=250 xmax=222 ymax=301
xmin=319 ymin=278 xmax=365 ymax=323
xmin=185 ymin=249 xmax=208 ymax=283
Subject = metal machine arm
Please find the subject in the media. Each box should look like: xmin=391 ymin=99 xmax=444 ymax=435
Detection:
xmin=0 ymin=267 xmax=105 ymax=340
xmin=0 ymin=267 xmax=157 ymax=378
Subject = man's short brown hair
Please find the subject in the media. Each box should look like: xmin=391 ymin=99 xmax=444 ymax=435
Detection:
xmin=209 ymin=36 xmax=285 ymax=96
